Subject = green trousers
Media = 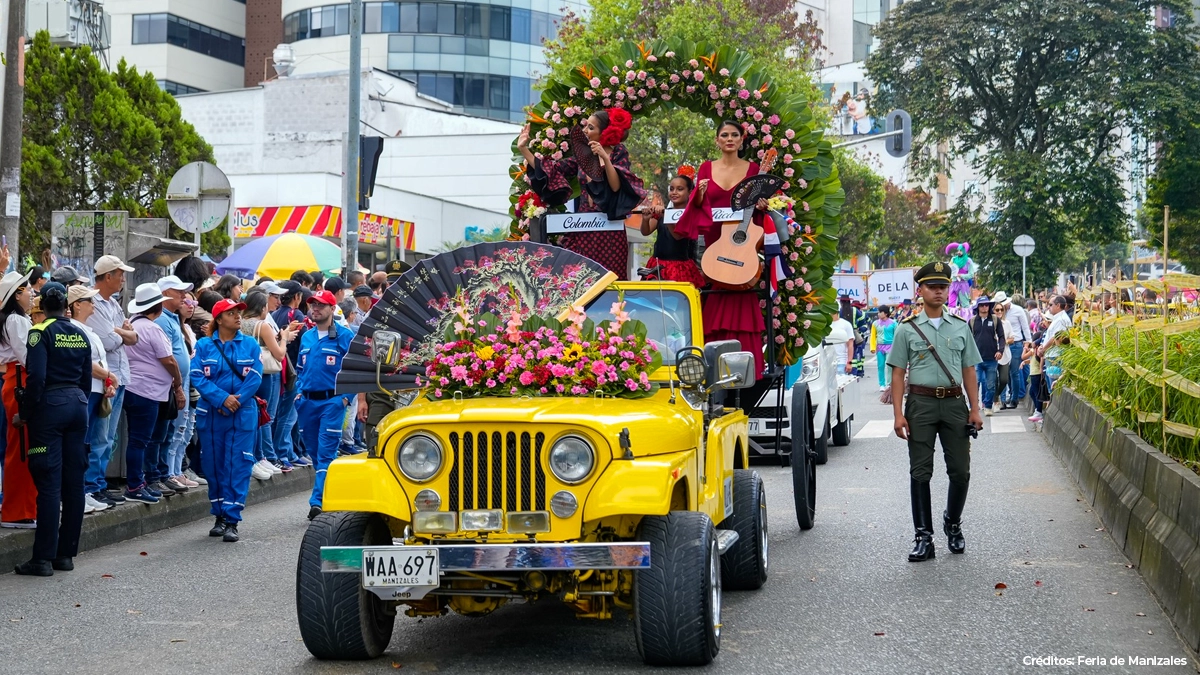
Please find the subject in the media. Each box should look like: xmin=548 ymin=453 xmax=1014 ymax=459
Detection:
xmin=365 ymin=392 xmax=393 ymax=449
xmin=904 ymin=394 xmax=972 ymax=483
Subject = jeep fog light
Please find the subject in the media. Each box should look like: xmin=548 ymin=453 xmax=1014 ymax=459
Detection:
xmin=550 ymin=491 xmax=578 ymax=518
xmin=506 ymin=511 xmax=551 ymax=534
xmin=414 ymin=489 xmax=441 ymax=512
xmin=413 ymin=511 xmax=457 ymax=533
xmin=460 ymin=509 xmax=504 ymax=532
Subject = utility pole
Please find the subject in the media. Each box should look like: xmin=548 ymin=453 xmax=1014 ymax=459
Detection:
xmin=0 ymin=0 xmax=26 ymax=269
xmin=342 ymin=0 xmax=362 ymax=275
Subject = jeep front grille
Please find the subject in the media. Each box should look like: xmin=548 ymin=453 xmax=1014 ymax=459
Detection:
xmin=447 ymin=431 xmax=547 ymax=512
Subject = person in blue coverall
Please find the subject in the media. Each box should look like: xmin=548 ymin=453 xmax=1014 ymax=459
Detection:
xmin=295 ymin=290 xmax=354 ymax=521
xmin=191 ymin=298 xmax=262 ymax=543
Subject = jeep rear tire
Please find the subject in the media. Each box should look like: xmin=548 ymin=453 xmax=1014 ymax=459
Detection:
xmin=721 ymin=469 xmax=768 ymax=590
xmin=791 ymin=389 xmax=817 ymax=530
xmin=297 ymin=512 xmax=395 ymax=660
xmin=634 ymin=512 xmax=721 ymax=666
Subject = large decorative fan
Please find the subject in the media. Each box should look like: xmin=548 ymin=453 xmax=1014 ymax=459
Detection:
xmin=568 ymin=123 xmax=606 ymax=182
xmin=336 ymin=242 xmax=617 ymax=394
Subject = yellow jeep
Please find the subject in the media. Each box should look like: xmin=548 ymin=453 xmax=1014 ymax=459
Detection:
xmin=296 ymin=281 xmax=776 ymax=666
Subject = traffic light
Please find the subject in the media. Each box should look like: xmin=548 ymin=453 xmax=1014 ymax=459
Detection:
xmin=359 ymin=136 xmax=385 ymax=210
xmin=885 ymin=110 xmax=912 ymax=158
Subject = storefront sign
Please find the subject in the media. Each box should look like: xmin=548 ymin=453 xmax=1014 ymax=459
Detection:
xmin=544 ymin=213 xmax=625 ymax=234
xmin=234 ymin=206 xmax=414 ymax=250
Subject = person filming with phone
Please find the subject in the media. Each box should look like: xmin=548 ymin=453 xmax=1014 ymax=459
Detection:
xmin=886 ymin=261 xmax=984 ymax=563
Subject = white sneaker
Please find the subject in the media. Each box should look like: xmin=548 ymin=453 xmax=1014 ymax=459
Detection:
xmin=992 ymin=403 xmax=1001 ymax=413
xmin=985 ymin=408 xmax=994 ymax=417
xmin=184 ymin=468 xmax=208 ymax=485
xmin=84 ymin=494 xmax=109 ymax=513
xmin=1028 ymin=413 xmax=1044 ymax=423
xmin=251 ymin=461 xmax=273 ymax=480
xmin=267 ymin=461 xmax=283 ymax=475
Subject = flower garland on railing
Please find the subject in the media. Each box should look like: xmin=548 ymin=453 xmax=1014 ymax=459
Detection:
xmin=507 ymin=38 xmax=844 ymax=365
xmin=418 ymin=291 xmax=662 ymax=399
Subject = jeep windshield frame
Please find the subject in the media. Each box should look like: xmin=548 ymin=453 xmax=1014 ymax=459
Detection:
xmin=584 ymin=287 xmax=694 ymax=367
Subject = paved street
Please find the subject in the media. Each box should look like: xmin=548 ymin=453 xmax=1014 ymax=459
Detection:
xmin=0 ymin=372 xmax=1195 ymax=674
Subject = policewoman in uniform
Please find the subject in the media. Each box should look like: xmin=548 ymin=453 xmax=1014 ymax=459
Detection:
xmin=13 ymin=282 xmax=93 ymax=576
xmin=192 ymin=299 xmax=262 ymax=543
xmin=296 ymin=290 xmax=355 ymax=520
xmin=887 ymin=262 xmax=984 ymax=562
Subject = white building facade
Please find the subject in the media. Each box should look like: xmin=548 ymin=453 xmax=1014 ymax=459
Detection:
xmin=105 ymin=0 xmax=247 ymax=93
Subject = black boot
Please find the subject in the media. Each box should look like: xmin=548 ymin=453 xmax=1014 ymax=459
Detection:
xmin=944 ymin=480 xmax=969 ymax=554
xmin=908 ymin=479 xmax=936 ymax=562
xmin=223 ymin=523 xmax=240 ymax=543
xmin=209 ymin=517 xmax=227 ymax=537
xmin=14 ymin=559 xmax=53 ymax=577
xmin=51 ymin=557 xmax=74 ymax=571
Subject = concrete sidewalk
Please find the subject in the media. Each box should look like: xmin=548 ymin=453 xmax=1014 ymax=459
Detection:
xmin=0 ymin=469 xmax=313 ymax=572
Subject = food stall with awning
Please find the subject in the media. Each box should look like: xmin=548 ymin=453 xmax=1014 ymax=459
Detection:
xmin=232 ymin=205 xmax=415 ymax=268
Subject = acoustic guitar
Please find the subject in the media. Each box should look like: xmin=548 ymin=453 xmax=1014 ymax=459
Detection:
xmin=701 ymin=149 xmax=782 ymax=290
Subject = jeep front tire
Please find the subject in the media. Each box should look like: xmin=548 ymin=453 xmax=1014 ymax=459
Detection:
xmin=634 ymin=512 xmax=722 ymax=666
xmin=297 ymin=512 xmax=396 ymax=659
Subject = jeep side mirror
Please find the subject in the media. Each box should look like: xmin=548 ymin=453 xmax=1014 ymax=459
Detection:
xmin=371 ymin=331 xmax=403 ymax=368
xmin=711 ymin=351 xmax=755 ymax=391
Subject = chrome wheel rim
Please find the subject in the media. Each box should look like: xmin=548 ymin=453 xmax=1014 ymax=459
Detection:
xmin=759 ymin=486 xmax=769 ymax=573
xmin=710 ymin=539 xmax=722 ymax=640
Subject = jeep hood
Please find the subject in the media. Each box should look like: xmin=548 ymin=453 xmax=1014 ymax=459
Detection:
xmin=379 ymin=396 xmax=702 ymax=457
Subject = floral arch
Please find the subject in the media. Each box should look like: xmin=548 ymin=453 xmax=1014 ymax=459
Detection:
xmin=507 ymin=39 xmax=844 ymax=365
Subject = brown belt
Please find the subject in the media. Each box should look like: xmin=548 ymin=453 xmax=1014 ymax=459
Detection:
xmin=909 ymin=384 xmax=962 ymax=399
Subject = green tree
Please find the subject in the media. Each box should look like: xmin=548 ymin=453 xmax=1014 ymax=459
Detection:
xmin=833 ymin=151 xmax=884 ymax=259
xmin=21 ymin=32 xmax=225 ymax=259
xmin=1141 ymin=122 xmax=1200 ymax=273
xmin=542 ymin=0 xmax=824 ymax=194
xmin=866 ymin=0 xmax=1200 ymax=285
xmin=869 ymin=182 xmax=939 ymax=269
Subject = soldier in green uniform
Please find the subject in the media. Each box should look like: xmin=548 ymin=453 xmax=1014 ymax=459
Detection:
xmin=886 ymin=261 xmax=984 ymax=562
xmin=357 ymin=258 xmax=412 ymax=449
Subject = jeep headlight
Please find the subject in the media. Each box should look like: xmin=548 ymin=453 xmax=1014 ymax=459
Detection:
xmin=397 ymin=433 xmax=442 ymax=481
xmin=548 ymin=435 xmax=594 ymax=484
xmin=800 ymin=354 xmax=820 ymax=383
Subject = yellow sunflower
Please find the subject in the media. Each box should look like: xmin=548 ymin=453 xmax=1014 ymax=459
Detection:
xmin=562 ymin=343 xmax=584 ymax=362
xmin=476 ymin=345 xmax=495 ymax=361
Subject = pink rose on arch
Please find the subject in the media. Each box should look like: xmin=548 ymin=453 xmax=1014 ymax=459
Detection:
xmin=551 ymin=151 xmax=563 ymax=160
xmin=626 ymin=71 xmax=636 ymax=82
xmin=719 ymin=68 xmax=730 ymax=76
xmin=782 ymin=181 xmax=791 ymax=190
xmin=638 ymin=88 xmax=647 ymax=97
xmin=584 ymin=90 xmax=595 ymax=100
xmin=720 ymin=88 xmax=731 ymax=98
xmin=694 ymin=71 xmax=704 ymax=82
xmin=637 ymin=71 xmax=647 ymax=80
xmin=754 ymin=111 xmax=764 ymax=121
xmin=786 ymin=312 xmax=797 ymax=322
xmin=788 ymin=327 xmax=798 ymax=336
xmin=737 ymin=89 xmax=750 ymax=100
xmin=784 ymin=167 xmax=794 ymax=177
xmin=689 ymin=59 xmax=699 ymax=67
xmin=769 ymin=114 xmax=780 ymax=125
xmin=682 ymin=69 xmax=691 ymax=77
xmin=602 ymin=88 xmax=611 ymax=96
xmin=799 ymin=179 xmax=808 ymax=189
xmin=648 ymin=55 xmax=658 ymax=62
xmin=602 ymin=98 xmax=611 ymax=106
xmin=803 ymin=201 xmax=810 ymax=211
xmin=762 ymin=134 xmax=773 ymax=144
xmin=610 ymin=76 xmax=620 ymax=85
xmin=708 ymin=83 xmax=717 ymax=93
xmin=590 ymin=77 xmax=601 ymax=87
xmin=775 ymin=335 xmax=785 ymax=344
xmin=569 ymin=87 xmax=577 ymax=96
xmin=560 ymin=141 xmax=569 ymax=151
xmin=783 ymin=153 xmax=793 ymax=163
xmin=780 ymin=139 xmax=790 ymax=148
xmin=647 ymin=77 xmax=656 ymax=87
xmin=670 ymin=74 xmax=680 ymax=83
xmin=616 ymin=91 xmax=625 ymax=100
xmin=662 ymin=94 xmax=672 ymax=101
xmin=665 ymin=51 xmax=675 ymax=57
xmin=735 ymin=109 xmax=745 ymax=119
xmin=545 ymin=128 xmax=556 ymax=139
xmin=745 ymin=124 xmax=756 ymax=134
xmin=686 ymin=85 xmax=696 ymax=93
xmin=736 ymin=77 xmax=746 ymax=86
xmin=633 ymin=103 xmax=642 ymax=111
xmin=625 ymin=59 xmax=635 ymax=68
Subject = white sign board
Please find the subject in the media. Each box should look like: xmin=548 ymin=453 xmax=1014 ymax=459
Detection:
xmin=544 ymin=213 xmax=625 ymax=234
xmin=868 ymin=268 xmax=916 ymax=306
xmin=712 ymin=208 xmax=745 ymax=223
xmin=4 ymin=193 xmax=19 ymax=218
xmin=663 ymin=209 xmax=683 ymax=224
xmin=833 ymin=273 xmax=868 ymax=302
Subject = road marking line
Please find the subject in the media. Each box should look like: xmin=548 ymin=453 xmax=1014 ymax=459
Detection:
xmin=990 ymin=417 xmax=1027 ymax=434
xmin=855 ymin=420 xmax=894 ymax=439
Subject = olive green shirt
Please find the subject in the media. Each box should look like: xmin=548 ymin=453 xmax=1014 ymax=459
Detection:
xmin=886 ymin=312 xmax=982 ymax=388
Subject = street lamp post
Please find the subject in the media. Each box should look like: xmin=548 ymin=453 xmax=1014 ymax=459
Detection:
xmin=343 ymin=0 xmax=363 ymax=274
xmin=1013 ymin=234 xmax=1035 ymax=298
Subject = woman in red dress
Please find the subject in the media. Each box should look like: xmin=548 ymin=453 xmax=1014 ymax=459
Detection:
xmin=517 ymin=108 xmax=646 ymax=279
xmin=676 ymin=121 xmax=769 ymax=379
xmin=640 ymin=166 xmax=705 ymax=287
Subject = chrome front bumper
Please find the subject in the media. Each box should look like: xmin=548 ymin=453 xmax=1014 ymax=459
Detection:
xmin=321 ymin=542 xmax=652 ymax=573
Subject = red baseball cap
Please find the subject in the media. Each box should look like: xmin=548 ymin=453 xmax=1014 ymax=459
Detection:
xmin=212 ymin=299 xmax=245 ymax=319
xmin=307 ymin=290 xmax=338 ymax=306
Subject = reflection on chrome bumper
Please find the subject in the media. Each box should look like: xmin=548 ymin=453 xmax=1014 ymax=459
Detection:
xmin=321 ymin=542 xmax=651 ymax=573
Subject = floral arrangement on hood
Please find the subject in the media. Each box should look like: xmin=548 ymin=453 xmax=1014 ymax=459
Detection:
xmin=419 ymin=290 xmax=662 ymax=399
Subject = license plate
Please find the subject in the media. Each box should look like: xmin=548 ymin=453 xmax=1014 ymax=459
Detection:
xmin=747 ymin=419 xmax=762 ymax=435
xmin=362 ymin=548 xmax=439 ymax=588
